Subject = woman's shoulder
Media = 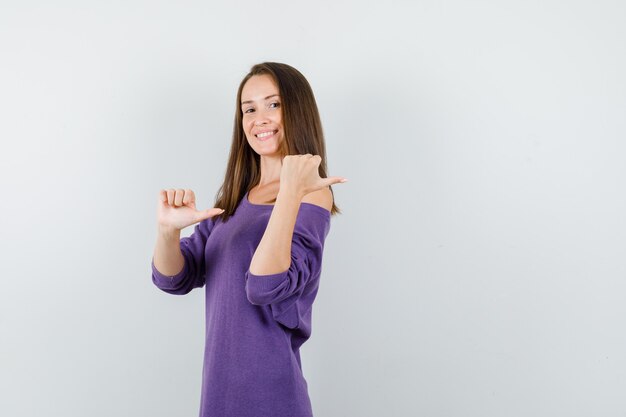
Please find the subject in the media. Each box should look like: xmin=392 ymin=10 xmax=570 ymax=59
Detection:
xmin=301 ymin=186 xmax=333 ymax=212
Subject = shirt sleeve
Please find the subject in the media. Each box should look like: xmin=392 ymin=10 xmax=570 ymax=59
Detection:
xmin=244 ymin=204 xmax=331 ymax=329
xmin=151 ymin=217 xmax=216 ymax=295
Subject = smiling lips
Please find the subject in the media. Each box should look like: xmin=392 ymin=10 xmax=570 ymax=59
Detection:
xmin=255 ymin=130 xmax=277 ymax=141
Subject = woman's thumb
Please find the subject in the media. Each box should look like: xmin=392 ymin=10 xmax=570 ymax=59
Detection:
xmin=323 ymin=176 xmax=348 ymax=187
xmin=197 ymin=207 xmax=225 ymax=221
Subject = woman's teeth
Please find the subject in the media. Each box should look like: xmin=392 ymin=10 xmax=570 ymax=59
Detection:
xmin=256 ymin=131 xmax=276 ymax=140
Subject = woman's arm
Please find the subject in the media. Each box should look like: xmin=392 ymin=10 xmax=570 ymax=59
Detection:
xmin=249 ymin=189 xmax=302 ymax=275
xmin=151 ymin=189 xmax=223 ymax=295
xmin=152 ymin=226 xmax=185 ymax=276
xmin=249 ymin=154 xmax=344 ymax=276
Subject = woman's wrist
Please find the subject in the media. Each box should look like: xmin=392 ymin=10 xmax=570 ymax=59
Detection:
xmin=158 ymin=224 xmax=181 ymax=240
xmin=277 ymin=186 xmax=305 ymax=203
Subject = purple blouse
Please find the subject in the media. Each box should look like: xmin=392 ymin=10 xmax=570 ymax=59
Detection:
xmin=151 ymin=191 xmax=331 ymax=417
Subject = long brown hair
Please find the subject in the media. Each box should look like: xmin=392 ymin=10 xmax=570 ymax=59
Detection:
xmin=213 ymin=62 xmax=340 ymax=221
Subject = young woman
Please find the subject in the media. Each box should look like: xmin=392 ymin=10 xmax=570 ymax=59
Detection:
xmin=151 ymin=62 xmax=346 ymax=417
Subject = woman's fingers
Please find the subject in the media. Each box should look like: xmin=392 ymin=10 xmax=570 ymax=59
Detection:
xmin=174 ymin=189 xmax=184 ymax=207
xmin=160 ymin=188 xmax=220 ymax=213
xmin=164 ymin=189 xmax=172 ymax=205
xmin=182 ymin=189 xmax=195 ymax=206
xmin=161 ymin=188 xmax=194 ymax=207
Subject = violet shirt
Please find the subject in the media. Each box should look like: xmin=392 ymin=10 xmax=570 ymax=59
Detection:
xmin=151 ymin=191 xmax=331 ymax=417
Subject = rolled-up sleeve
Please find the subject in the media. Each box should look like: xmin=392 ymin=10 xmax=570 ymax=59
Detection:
xmin=245 ymin=204 xmax=330 ymax=329
xmin=151 ymin=217 xmax=216 ymax=295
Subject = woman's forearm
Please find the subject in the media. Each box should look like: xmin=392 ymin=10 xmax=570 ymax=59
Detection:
xmin=152 ymin=226 xmax=185 ymax=276
xmin=249 ymin=189 xmax=302 ymax=275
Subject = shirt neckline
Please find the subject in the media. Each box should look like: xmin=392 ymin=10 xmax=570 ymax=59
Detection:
xmin=243 ymin=191 xmax=331 ymax=217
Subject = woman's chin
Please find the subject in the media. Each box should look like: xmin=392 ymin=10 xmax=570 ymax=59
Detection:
xmin=258 ymin=151 xmax=281 ymax=158
xmin=250 ymin=141 xmax=283 ymax=157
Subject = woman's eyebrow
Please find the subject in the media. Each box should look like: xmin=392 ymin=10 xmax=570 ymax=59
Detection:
xmin=241 ymin=94 xmax=280 ymax=106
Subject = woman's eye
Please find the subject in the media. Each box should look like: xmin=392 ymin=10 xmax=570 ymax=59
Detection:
xmin=243 ymin=102 xmax=279 ymax=113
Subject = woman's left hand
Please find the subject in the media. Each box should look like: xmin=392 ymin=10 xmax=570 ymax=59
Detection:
xmin=279 ymin=154 xmax=347 ymax=199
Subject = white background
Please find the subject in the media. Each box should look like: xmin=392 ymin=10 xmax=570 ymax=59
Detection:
xmin=1 ymin=1 xmax=625 ymax=416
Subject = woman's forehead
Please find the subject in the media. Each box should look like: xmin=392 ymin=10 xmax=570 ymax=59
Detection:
xmin=241 ymin=75 xmax=279 ymax=101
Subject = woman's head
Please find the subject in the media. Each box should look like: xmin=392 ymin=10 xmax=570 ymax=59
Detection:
xmin=215 ymin=62 xmax=340 ymax=218
xmin=236 ymin=62 xmax=326 ymax=159
xmin=240 ymin=73 xmax=284 ymax=158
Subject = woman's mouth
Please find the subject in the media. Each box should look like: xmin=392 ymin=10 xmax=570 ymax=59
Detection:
xmin=255 ymin=130 xmax=277 ymax=141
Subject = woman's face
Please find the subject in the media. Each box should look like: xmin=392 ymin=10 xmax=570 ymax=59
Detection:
xmin=241 ymin=74 xmax=284 ymax=157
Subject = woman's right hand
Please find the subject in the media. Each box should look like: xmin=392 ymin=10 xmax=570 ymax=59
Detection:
xmin=157 ymin=188 xmax=224 ymax=233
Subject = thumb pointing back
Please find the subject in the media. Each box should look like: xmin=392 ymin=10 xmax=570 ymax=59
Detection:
xmin=322 ymin=176 xmax=348 ymax=187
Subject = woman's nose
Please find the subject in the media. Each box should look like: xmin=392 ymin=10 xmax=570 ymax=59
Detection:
xmin=254 ymin=111 xmax=270 ymax=125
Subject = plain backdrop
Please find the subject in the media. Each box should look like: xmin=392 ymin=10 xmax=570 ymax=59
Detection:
xmin=1 ymin=1 xmax=625 ymax=416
